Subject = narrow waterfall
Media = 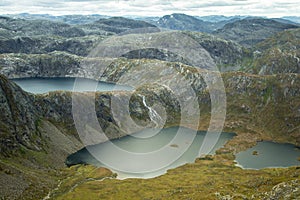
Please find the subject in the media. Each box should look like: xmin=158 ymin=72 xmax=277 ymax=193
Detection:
xmin=138 ymin=94 xmax=162 ymax=127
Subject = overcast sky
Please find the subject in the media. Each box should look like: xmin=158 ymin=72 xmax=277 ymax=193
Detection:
xmin=0 ymin=0 xmax=299 ymax=17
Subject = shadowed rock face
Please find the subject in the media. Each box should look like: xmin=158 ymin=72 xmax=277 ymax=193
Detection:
xmin=0 ymin=75 xmax=39 ymax=155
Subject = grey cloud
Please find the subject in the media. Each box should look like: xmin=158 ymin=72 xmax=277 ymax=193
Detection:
xmin=0 ymin=0 xmax=13 ymax=7
xmin=273 ymin=2 xmax=299 ymax=6
xmin=173 ymin=1 xmax=256 ymax=9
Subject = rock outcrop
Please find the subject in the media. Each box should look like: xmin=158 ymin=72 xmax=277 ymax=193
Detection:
xmin=261 ymin=180 xmax=300 ymax=199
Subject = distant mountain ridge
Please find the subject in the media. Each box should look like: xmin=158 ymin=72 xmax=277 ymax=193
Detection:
xmin=154 ymin=13 xmax=300 ymax=37
xmin=282 ymin=16 xmax=300 ymax=24
xmin=157 ymin=13 xmax=212 ymax=32
xmin=195 ymin=15 xmax=246 ymax=22
xmin=0 ymin=16 xmax=86 ymax=38
xmin=156 ymin=13 xmax=228 ymax=33
xmin=213 ymin=17 xmax=299 ymax=47
xmin=0 ymin=15 xmax=157 ymax=38
xmin=3 ymin=13 xmax=109 ymax=24
xmin=5 ymin=13 xmax=300 ymax=24
xmin=77 ymin=16 xmax=157 ymax=35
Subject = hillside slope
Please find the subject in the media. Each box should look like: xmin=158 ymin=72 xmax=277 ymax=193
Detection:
xmin=213 ymin=17 xmax=299 ymax=48
xmin=251 ymin=28 xmax=300 ymax=74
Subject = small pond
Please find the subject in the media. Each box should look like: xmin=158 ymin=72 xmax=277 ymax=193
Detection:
xmin=235 ymin=141 xmax=300 ymax=169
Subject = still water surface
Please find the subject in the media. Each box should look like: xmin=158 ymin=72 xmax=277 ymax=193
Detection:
xmin=12 ymin=77 xmax=132 ymax=94
xmin=235 ymin=141 xmax=300 ymax=169
xmin=66 ymin=127 xmax=236 ymax=179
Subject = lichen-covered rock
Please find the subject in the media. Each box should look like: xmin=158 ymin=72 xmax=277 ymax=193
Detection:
xmin=261 ymin=180 xmax=300 ymax=199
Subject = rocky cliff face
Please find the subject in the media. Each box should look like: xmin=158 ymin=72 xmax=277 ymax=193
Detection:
xmin=0 ymin=74 xmax=83 ymax=200
xmin=0 ymin=75 xmax=39 ymax=155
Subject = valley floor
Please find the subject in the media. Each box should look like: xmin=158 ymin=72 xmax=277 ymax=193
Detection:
xmin=47 ymin=156 xmax=300 ymax=200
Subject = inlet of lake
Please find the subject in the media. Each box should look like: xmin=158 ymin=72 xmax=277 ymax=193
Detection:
xmin=12 ymin=77 xmax=300 ymax=179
